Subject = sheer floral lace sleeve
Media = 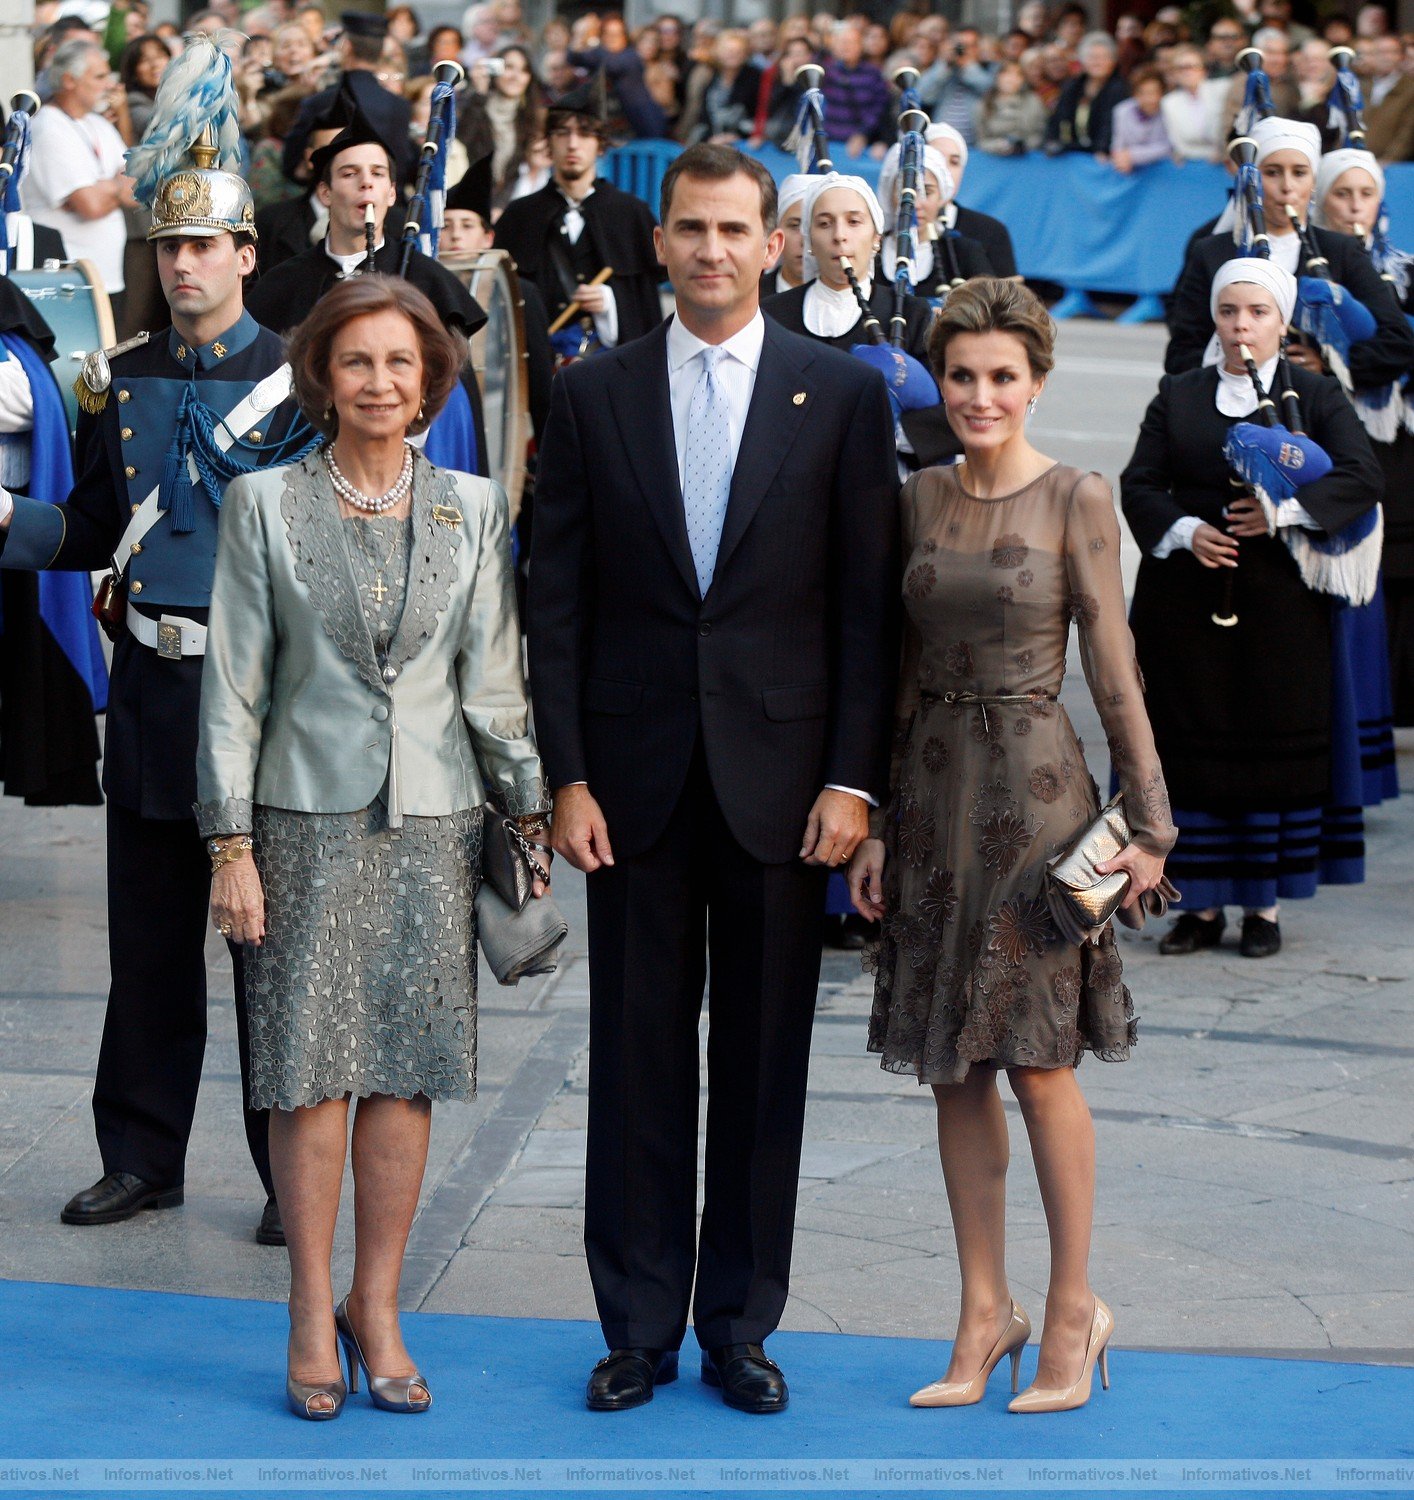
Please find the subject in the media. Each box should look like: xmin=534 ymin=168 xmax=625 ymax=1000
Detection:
xmin=870 ymin=474 xmax=924 ymax=841
xmin=1063 ymin=472 xmax=1177 ymax=856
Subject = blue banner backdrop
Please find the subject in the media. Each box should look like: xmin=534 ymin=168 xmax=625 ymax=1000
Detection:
xmin=604 ymin=139 xmax=1414 ymax=301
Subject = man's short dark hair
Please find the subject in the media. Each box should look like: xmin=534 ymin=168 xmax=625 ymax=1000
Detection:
xmin=659 ymin=144 xmax=778 ymax=233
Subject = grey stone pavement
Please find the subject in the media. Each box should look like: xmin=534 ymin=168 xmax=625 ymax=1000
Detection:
xmin=1 ymin=322 xmax=1410 ymax=1365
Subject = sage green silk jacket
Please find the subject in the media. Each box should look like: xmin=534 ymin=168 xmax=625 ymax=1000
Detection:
xmin=195 ymin=451 xmax=546 ymax=836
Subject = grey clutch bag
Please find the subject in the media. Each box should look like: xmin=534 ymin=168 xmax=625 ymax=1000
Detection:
xmin=1045 ymin=794 xmax=1178 ymax=947
xmin=475 ymin=881 xmax=568 ymax=985
xmin=476 ymin=809 xmax=567 ymax=985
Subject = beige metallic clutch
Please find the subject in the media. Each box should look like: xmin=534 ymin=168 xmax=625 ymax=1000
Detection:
xmin=1045 ymin=795 xmax=1178 ymax=946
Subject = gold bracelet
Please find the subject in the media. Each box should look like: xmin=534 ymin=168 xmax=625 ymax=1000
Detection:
xmin=515 ymin=814 xmax=550 ymax=837
xmin=208 ymin=835 xmax=253 ymax=874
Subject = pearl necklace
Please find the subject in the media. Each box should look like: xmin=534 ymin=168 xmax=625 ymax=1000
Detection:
xmin=325 ymin=445 xmax=414 ymax=514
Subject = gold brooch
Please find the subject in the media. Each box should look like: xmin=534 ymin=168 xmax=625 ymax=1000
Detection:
xmin=792 ymin=392 xmax=806 ymax=406
xmin=211 ymin=341 xmax=227 ymax=359
xmin=432 ymin=505 xmax=463 ymax=530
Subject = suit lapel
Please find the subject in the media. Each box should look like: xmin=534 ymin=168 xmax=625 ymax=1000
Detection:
xmin=609 ymin=324 xmax=701 ymax=598
xmin=710 ymin=320 xmax=814 ymax=585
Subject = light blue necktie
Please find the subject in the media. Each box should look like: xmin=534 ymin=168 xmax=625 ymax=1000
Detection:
xmin=682 ymin=345 xmax=733 ymax=596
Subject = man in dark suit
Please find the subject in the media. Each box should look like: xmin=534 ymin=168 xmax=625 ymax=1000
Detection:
xmin=529 ymin=144 xmax=899 ymax=1416
xmin=280 ymin=11 xmax=414 ymax=187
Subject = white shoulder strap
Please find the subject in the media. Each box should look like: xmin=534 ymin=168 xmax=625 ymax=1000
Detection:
xmin=114 ymin=363 xmax=296 ymax=579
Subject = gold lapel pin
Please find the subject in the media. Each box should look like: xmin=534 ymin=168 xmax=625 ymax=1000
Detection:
xmin=432 ymin=505 xmax=463 ymax=530
xmin=793 ymin=392 xmax=807 ymax=405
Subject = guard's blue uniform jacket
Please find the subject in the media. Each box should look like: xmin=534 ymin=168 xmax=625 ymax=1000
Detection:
xmin=0 ymin=311 xmax=303 ymax=818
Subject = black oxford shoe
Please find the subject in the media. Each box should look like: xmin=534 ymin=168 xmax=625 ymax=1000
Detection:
xmin=585 ymin=1348 xmax=678 ymax=1411
xmin=60 ymin=1171 xmax=183 ymax=1226
xmin=1240 ymin=914 xmax=1282 ymax=958
xmin=701 ymin=1344 xmax=789 ymax=1414
xmin=255 ymin=1194 xmax=285 ymax=1246
xmin=1158 ymin=911 xmax=1226 ymax=956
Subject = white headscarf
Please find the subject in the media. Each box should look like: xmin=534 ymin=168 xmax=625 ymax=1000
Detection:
xmin=1209 ymin=255 xmax=1298 ymax=325
xmin=1312 ymin=148 xmax=1384 ymax=229
xmin=876 ymin=143 xmax=956 ymax=218
xmin=1250 ymin=115 xmax=1322 ymax=174
xmin=800 ymin=172 xmax=885 ymax=284
xmin=777 ymin=173 xmax=814 ymax=218
xmin=925 ymin=121 xmax=969 ymax=174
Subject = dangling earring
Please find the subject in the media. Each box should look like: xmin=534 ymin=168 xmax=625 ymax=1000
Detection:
xmin=1027 ymin=394 xmax=1039 ymax=416
xmin=323 ymin=404 xmax=333 ymax=420
xmin=417 ymin=404 xmax=426 ymax=425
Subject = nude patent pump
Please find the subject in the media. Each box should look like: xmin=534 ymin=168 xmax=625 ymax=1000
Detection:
xmin=910 ymin=1300 xmax=1031 ymax=1407
xmin=1008 ymin=1296 xmax=1113 ymax=1414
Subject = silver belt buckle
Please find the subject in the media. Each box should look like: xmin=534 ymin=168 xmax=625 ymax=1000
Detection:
xmin=156 ymin=621 xmax=183 ymax=660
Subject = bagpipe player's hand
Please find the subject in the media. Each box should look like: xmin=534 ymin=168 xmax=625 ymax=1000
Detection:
xmin=1192 ymin=522 xmax=1238 ymax=567
xmin=1224 ymin=493 xmax=1270 ymax=538
xmin=573 ymin=283 xmax=608 ymax=315
xmin=1284 ymin=342 xmax=1324 ymax=373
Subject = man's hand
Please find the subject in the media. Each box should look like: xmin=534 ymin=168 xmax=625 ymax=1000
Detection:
xmin=800 ymin=789 xmax=869 ymax=867
xmin=1192 ymin=521 xmax=1238 ymax=567
xmin=550 ymin=784 xmax=615 ymax=873
xmin=572 ymin=282 xmax=609 ymax=316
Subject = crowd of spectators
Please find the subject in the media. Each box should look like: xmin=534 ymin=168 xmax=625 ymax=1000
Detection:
xmin=24 ymin=0 xmax=1414 ymax=238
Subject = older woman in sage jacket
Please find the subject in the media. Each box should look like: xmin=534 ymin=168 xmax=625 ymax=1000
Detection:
xmin=196 ymin=276 xmax=549 ymax=1422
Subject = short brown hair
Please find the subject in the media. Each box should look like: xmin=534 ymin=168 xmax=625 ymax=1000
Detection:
xmin=660 ymin=143 xmax=778 ymax=232
xmin=287 ymin=276 xmax=468 ymax=439
xmin=927 ymin=277 xmax=1056 ymax=380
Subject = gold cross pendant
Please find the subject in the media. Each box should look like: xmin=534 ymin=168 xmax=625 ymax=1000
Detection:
xmin=370 ymin=574 xmax=389 ymax=604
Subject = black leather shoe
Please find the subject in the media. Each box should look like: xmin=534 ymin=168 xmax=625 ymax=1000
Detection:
xmin=585 ymin=1348 xmax=678 ymax=1411
xmin=1240 ymin=914 xmax=1282 ymax=958
xmin=256 ymin=1194 xmax=285 ymax=1246
xmin=701 ymin=1344 xmax=789 ymax=1414
xmin=1158 ymin=912 xmax=1226 ymax=956
xmin=60 ymin=1171 xmax=183 ymax=1226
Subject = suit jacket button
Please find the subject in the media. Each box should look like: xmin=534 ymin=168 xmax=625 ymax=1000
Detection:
xmin=689 ymin=691 xmax=698 ymax=702
xmin=125 ymin=465 xmax=137 ymax=478
xmin=372 ymin=704 xmax=389 ymax=721
xmin=698 ymin=622 xmax=712 ymax=636
xmin=121 ymin=427 xmax=133 ymax=441
xmin=130 ymin=580 xmax=143 ymax=594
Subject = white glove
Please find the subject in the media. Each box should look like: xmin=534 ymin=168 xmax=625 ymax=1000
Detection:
xmin=0 ymin=486 xmax=13 ymax=527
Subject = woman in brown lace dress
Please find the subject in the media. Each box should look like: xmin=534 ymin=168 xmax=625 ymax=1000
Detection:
xmin=849 ymin=280 xmax=1175 ymax=1414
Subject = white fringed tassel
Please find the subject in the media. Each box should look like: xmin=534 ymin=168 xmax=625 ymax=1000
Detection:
xmin=1285 ymin=504 xmax=1384 ymax=606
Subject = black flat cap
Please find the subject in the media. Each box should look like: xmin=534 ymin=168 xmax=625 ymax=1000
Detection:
xmin=340 ymin=10 xmax=388 ymax=39
xmin=444 ymin=150 xmax=493 ymax=223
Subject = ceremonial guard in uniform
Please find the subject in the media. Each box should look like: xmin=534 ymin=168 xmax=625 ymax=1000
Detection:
xmin=492 ymin=76 xmax=664 ymax=360
xmin=245 ymin=108 xmax=489 ymax=477
xmin=0 ymin=40 xmax=310 ymax=1239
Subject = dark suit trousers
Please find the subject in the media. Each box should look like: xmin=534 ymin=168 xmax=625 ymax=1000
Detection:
xmin=93 ymin=802 xmax=272 ymax=1195
xmin=584 ymin=744 xmax=827 ymax=1352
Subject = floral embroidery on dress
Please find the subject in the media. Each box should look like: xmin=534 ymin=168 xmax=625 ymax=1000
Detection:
xmin=1028 ymin=763 xmax=1064 ymax=802
xmin=992 ymin=534 xmax=1028 ymax=568
xmin=898 ymin=797 xmax=936 ymax=867
xmin=906 ymin=562 xmax=937 ymax=598
xmin=922 ymin=736 xmax=950 ymax=773
xmin=919 ymin=868 xmax=959 ymax=930
xmin=987 ymin=896 xmax=1052 ymax=964
xmin=1017 ymin=568 xmax=1034 ymax=588
xmin=945 ymin=641 xmax=974 ymax=676
xmin=996 ymin=586 xmax=1015 ymax=606
xmin=970 ymin=778 xmax=1017 ymax=826
xmin=977 ymin=810 xmax=1037 ymax=876
xmin=1067 ymin=590 xmax=1100 ymax=627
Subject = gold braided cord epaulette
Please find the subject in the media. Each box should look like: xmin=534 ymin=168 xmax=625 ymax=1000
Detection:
xmin=72 ymin=332 xmax=152 ymax=415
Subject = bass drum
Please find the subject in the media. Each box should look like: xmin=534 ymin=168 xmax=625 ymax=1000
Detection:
xmin=449 ymin=249 xmax=531 ymax=522
xmin=11 ymin=260 xmax=117 ymax=433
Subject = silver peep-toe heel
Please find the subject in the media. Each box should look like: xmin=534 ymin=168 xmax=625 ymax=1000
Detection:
xmin=286 ymin=1370 xmax=347 ymax=1421
xmin=334 ymin=1296 xmax=432 ymax=1413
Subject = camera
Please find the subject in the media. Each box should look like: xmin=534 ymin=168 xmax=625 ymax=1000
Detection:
xmin=483 ymin=57 xmax=505 ymax=76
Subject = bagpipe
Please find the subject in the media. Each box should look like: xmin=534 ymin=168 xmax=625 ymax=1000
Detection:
xmin=400 ymin=59 xmax=464 ymax=273
xmin=1216 ymin=133 xmax=1337 ymax=623
xmin=795 ymin=65 xmax=936 ymax=423
xmin=0 ymin=92 xmax=39 ymax=276
xmin=548 ymin=266 xmax=613 ymax=369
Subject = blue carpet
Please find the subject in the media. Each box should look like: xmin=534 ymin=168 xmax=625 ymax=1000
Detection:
xmin=0 ymin=1280 xmax=1410 ymax=1499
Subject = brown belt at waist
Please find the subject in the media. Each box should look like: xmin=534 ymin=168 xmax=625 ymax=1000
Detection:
xmin=920 ymin=689 xmax=1058 ymax=733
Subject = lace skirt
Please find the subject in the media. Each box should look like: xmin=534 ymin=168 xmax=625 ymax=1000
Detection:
xmin=245 ymin=799 xmax=484 ymax=1111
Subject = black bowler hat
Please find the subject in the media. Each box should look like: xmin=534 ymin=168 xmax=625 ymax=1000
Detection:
xmin=340 ymin=10 xmax=388 ymax=39
xmin=309 ymin=104 xmax=398 ymax=183
xmin=546 ymin=71 xmax=608 ymax=133
xmin=444 ymin=151 xmax=493 ymax=224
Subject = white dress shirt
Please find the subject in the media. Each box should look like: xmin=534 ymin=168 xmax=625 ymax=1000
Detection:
xmin=323 ymin=237 xmax=384 ymax=276
xmin=666 ymin=310 xmax=763 ymax=488
xmin=803 ymin=277 xmax=868 ymax=339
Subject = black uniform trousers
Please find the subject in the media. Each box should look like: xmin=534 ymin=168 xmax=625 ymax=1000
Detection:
xmin=584 ymin=742 xmax=827 ymax=1353
xmin=94 ymin=801 xmax=272 ymax=1196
